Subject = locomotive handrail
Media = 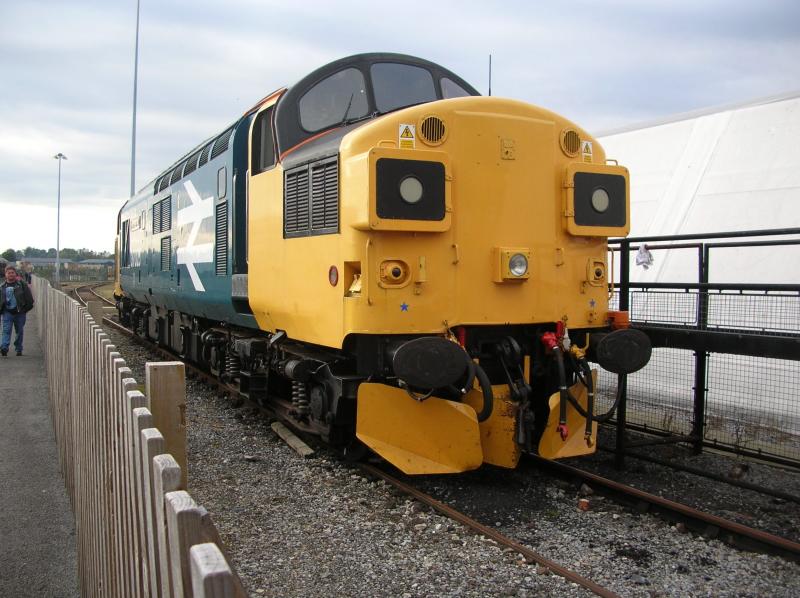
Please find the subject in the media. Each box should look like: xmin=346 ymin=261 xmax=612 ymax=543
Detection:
xmin=365 ymin=237 xmax=372 ymax=305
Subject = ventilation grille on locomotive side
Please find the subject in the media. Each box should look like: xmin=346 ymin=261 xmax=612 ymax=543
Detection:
xmin=284 ymin=156 xmax=339 ymax=238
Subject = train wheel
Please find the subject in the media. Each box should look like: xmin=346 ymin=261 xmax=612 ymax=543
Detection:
xmin=341 ymin=438 xmax=369 ymax=463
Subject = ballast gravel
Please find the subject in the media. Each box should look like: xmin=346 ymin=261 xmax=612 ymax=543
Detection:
xmin=104 ymin=326 xmax=799 ymax=597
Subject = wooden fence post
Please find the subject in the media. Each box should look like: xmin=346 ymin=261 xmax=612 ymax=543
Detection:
xmin=146 ymin=362 xmax=188 ymax=489
xmin=165 ymin=491 xmax=207 ymax=598
xmin=153 ymin=454 xmax=183 ymax=598
xmin=109 ymin=351 xmax=126 ymax=598
xmin=124 ymin=384 xmax=148 ymax=597
xmin=93 ymin=324 xmax=104 ymax=597
xmin=133 ymin=409 xmax=159 ymax=598
xmin=189 ymin=544 xmax=235 ymax=598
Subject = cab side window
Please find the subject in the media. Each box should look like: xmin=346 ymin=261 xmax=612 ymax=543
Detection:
xmin=252 ymin=107 xmax=276 ymax=174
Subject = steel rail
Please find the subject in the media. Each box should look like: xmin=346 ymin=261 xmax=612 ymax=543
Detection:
xmin=359 ymin=463 xmax=620 ymax=598
xmin=530 ymin=456 xmax=800 ymax=563
xmin=72 ymin=282 xmax=113 ymax=307
xmin=88 ymin=285 xmax=116 ymax=306
xmin=596 ymin=447 xmax=800 ymax=504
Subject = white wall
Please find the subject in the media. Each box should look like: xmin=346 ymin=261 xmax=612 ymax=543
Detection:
xmin=599 ymin=95 xmax=800 ymax=285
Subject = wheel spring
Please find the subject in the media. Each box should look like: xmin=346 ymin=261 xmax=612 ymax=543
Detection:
xmin=225 ymin=352 xmax=241 ymax=379
xmin=292 ymin=381 xmax=310 ymax=415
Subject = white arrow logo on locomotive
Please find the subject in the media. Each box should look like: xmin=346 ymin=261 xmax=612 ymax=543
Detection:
xmin=176 ymin=180 xmax=215 ymax=292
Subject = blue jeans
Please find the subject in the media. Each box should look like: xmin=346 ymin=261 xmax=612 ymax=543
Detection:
xmin=1 ymin=312 xmax=26 ymax=353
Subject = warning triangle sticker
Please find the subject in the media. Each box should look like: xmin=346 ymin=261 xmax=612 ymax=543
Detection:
xmin=400 ymin=126 xmax=414 ymax=139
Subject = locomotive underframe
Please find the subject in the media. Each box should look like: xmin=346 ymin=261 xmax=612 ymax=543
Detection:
xmin=116 ymin=295 xmax=598 ymax=457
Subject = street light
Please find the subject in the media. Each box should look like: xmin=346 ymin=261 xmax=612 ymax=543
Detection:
xmin=54 ymin=152 xmax=67 ymax=287
xmin=131 ymin=0 xmax=140 ymax=197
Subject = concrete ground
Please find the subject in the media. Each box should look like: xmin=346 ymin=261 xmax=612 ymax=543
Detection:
xmin=0 ymin=311 xmax=79 ymax=597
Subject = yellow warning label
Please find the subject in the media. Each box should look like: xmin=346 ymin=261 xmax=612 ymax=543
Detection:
xmin=399 ymin=124 xmax=415 ymax=149
xmin=581 ymin=140 xmax=593 ymax=163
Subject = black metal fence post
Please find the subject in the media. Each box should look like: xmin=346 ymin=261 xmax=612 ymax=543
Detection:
xmin=692 ymin=245 xmax=710 ymax=454
xmin=615 ymin=240 xmax=631 ymax=469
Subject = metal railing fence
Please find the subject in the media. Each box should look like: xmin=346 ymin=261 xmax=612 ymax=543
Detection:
xmin=603 ymin=228 xmax=800 ymax=467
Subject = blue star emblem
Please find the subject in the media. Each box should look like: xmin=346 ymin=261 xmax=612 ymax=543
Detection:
xmin=589 ymin=299 xmax=597 ymax=308
xmin=400 ymin=302 xmax=409 ymax=312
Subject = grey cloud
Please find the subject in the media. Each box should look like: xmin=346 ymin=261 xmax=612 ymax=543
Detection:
xmin=1 ymin=0 xmax=797 ymax=251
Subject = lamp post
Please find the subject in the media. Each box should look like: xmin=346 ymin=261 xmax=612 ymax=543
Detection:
xmin=54 ymin=152 xmax=67 ymax=286
xmin=131 ymin=0 xmax=140 ymax=197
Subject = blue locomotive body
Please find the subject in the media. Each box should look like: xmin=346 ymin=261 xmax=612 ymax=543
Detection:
xmin=118 ymin=114 xmax=256 ymax=329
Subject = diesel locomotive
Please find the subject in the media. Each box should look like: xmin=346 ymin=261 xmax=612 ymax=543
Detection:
xmin=115 ymin=53 xmax=651 ymax=474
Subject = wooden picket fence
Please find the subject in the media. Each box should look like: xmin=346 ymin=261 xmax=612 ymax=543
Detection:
xmin=32 ymin=278 xmax=247 ymax=598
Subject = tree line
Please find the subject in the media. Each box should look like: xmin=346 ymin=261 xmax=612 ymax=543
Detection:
xmin=1 ymin=247 xmax=113 ymax=262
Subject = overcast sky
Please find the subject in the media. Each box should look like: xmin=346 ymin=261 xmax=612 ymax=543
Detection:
xmin=1 ymin=0 xmax=798 ymax=252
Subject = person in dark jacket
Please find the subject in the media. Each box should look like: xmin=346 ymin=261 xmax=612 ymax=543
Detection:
xmin=0 ymin=266 xmax=35 ymax=356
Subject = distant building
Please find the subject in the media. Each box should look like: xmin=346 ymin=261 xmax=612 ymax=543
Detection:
xmin=75 ymin=258 xmax=115 ymax=267
xmin=19 ymin=257 xmax=73 ymax=267
xmin=17 ymin=256 xmax=113 ymax=281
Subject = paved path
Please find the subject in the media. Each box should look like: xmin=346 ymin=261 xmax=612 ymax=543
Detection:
xmin=0 ymin=311 xmax=79 ymax=597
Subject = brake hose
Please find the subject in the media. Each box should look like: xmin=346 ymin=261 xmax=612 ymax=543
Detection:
xmin=473 ymin=363 xmax=494 ymax=422
xmin=553 ymin=346 xmax=570 ymax=439
xmin=554 ymin=348 xmax=625 ymax=424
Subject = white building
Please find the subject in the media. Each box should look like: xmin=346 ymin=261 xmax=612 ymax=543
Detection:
xmin=598 ymin=92 xmax=800 ymax=285
xmin=594 ymin=94 xmax=800 ymax=447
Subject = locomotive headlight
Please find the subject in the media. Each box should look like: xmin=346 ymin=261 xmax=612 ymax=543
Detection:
xmin=494 ymin=247 xmax=531 ymax=282
xmin=591 ymin=188 xmax=610 ymax=213
xmin=399 ymin=176 xmax=423 ymax=204
xmin=509 ymin=253 xmax=528 ymax=277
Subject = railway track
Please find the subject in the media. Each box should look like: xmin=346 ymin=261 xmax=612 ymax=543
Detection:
xmin=597 ymin=445 xmax=800 ymax=504
xmin=71 ymin=282 xmax=115 ymax=307
xmin=529 ymin=455 xmax=800 ymax=563
xmin=359 ymin=462 xmax=620 ymax=597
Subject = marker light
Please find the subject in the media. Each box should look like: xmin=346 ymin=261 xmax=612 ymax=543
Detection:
xmin=398 ymin=176 xmax=423 ymax=204
xmin=591 ymin=188 xmax=610 ymax=213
